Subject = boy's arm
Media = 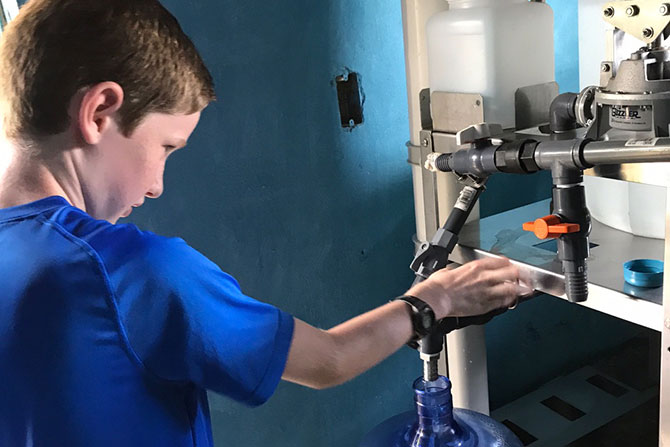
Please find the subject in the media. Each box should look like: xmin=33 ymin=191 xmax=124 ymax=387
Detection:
xmin=282 ymin=257 xmax=531 ymax=389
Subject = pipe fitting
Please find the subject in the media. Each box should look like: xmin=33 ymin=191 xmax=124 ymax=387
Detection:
xmin=424 ymin=153 xmax=452 ymax=173
xmin=575 ymin=86 xmax=597 ymax=127
xmin=549 ymin=92 xmax=578 ymax=133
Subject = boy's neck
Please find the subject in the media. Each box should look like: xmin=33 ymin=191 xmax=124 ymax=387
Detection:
xmin=0 ymin=137 xmax=85 ymax=211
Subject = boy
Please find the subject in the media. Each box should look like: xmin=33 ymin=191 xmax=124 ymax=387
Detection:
xmin=0 ymin=0 xmax=531 ymax=446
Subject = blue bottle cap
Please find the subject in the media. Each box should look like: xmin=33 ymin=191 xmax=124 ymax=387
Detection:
xmin=623 ymin=259 xmax=664 ymax=288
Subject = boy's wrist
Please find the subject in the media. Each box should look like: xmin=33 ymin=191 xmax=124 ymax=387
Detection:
xmin=393 ymin=295 xmax=437 ymax=341
xmin=405 ymin=282 xmax=451 ymax=320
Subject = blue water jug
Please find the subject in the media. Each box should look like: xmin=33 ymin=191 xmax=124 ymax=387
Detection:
xmin=360 ymin=376 xmax=522 ymax=447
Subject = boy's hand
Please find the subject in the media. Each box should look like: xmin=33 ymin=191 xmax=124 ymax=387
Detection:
xmin=406 ymin=257 xmax=533 ymax=320
xmin=282 ymin=257 xmax=533 ymax=390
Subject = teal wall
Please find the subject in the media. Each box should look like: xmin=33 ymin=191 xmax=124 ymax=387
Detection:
xmin=133 ymin=1 xmax=420 ymax=445
xmin=114 ymin=0 xmax=644 ymax=445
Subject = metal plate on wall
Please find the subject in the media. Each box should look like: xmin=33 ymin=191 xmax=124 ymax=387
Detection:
xmin=431 ymin=92 xmax=484 ymax=134
xmin=515 ymin=82 xmax=559 ymax=130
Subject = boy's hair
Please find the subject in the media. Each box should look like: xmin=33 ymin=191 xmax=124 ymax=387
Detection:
xmin=0 ymin=0 xmax=215 ymax=142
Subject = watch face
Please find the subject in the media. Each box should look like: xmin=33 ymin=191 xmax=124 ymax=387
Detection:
xmin=397 ymin=296 xmax=435 ymax=337
xmin=421 ymin=313 xmax=433 ymax=329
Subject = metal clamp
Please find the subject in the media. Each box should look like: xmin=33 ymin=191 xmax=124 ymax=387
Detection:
xmin=575 ymin=86 xmax=597 ymax=127
xmin=456 ymin=123 xmax=504 ymax=146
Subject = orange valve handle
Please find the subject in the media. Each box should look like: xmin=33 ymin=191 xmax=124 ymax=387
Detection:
xmin=522 ymin=215 xmax=580 ymax=240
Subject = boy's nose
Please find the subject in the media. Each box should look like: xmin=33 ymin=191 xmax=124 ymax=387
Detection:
xmin=146 ymin=179 xmax=164 ymax=199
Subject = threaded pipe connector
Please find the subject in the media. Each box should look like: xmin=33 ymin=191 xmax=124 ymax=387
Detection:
xmin=425 ymin=153 xmax=452 ymax=173
xmin=435 ymin=154 xmax=451 ymax=172
xmin=565 ymin=271 xmax=588 ymax=302
xmin=423 ymin=358 xmax=439 ymax=382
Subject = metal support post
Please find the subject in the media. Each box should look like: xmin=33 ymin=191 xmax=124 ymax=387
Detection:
xmin=446 ymin=326 xmax=490 ymax=415
xmin=661 ymin=188 xmax=670 ymax=446
xmin=401 ymin=0 xmax=449 ymax=243
xmin=401 ymin=0 xmax=487 ymax=410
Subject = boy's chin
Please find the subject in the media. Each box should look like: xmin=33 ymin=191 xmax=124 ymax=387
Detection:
xmin=111 ymin=207 xmax=133 ymax=223
xmin=108 ymin=212 xmax=129 ymax=224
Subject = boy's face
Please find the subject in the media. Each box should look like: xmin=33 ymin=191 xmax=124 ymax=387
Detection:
xmin=87 ymin=111 xmax=201 ymax=223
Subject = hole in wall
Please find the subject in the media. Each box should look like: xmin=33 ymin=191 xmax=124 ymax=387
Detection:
xmin=335 ymin=69 xmax=364 ymax=130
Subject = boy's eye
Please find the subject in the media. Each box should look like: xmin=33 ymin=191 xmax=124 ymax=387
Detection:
xmin=164 ymin=145 xmax=176 ymax=152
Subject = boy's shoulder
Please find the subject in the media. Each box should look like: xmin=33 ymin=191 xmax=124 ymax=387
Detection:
xmin=1 ymin=197 xmax=236 ymax=296
xmin=32 ymin=200 xmax=192 ymax=277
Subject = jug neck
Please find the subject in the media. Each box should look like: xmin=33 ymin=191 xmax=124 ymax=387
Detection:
xmin=448 ymin=0 xmax=526 ymax=9
xmin=413 ymin=376 xmax=459 ymax=433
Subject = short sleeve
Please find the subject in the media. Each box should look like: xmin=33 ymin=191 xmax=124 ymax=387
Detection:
xmin=104 ymin=233 xmax=294 ymax=407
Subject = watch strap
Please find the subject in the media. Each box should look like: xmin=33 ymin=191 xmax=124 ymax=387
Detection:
xmin=394 ymin=295 xmax=436 ymax=344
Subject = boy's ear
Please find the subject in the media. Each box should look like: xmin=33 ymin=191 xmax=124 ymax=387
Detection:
xmin=76 ymin=82 xmax=125 ymax=145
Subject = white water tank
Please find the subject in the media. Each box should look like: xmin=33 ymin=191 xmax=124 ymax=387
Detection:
xmin=578 ymin=0 xmax=667 ymax=239
xmin=426 ymin=0 xmax=555 ymax=130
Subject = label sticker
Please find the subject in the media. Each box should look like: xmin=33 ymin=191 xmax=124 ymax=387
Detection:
xmin=454 ymin=186 xmax=477 ymax=211
xmin=609 ymin=105 xmax=652 ymax=131
xmin=625 ymin=137 xmax=660 ymax=147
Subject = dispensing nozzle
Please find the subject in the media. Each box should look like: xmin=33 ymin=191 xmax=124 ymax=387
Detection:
xmin=421 ymin=353 xmax=439 ymax=382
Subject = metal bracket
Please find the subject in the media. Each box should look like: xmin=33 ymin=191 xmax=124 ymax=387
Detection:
xmin=407 ymin=142 xmax=422 ymax=166
xmin=419 ymin=88 xmax=433 ymax=132
xmin=602 ymin=0 xmax=670 ymax=44
xmin=515 ymin=82 xmax=559 ymax=130
xmin=419 ymin=130 xmax=440 ymax=238
xmin=431 ymin=92 xmax=485 ymax=134
xmin=455 ymin=123 xmax=504 ymax=146
xmin=457 ymin=174 xmax=488 ymax=190
xmin=406 ymin=133 xmax=439 ymax=238
xmin=601 ymin=61 xmax=615 ymax=87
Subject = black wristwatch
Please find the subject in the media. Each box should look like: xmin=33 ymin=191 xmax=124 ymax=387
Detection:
xmin=394 ymin=295 xmax=436 ymax=343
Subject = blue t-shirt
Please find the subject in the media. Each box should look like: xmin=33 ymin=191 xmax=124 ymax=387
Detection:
xmin=0 ymin=196 xmax=295 ymax=446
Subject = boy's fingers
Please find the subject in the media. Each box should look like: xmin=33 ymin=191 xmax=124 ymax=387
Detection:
xmin=481 ymin=264 xmax=521 ymax=285
xmin=502 ymin=286 xmax=535 ymax=315
xmin=490 ymin=282 xmax=521 ymax=307
xmin=518 ymin=280 xmax=534 ymax=296
xmin=492 ymin=281 xmax=534 ymax=305
xmin=476 ymin=258 xmax=535 ymax=297
xmin=518 ymin=267 xmax=533 ymax=287
xmin=474 ymin=256 xmax=511 ymax=270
